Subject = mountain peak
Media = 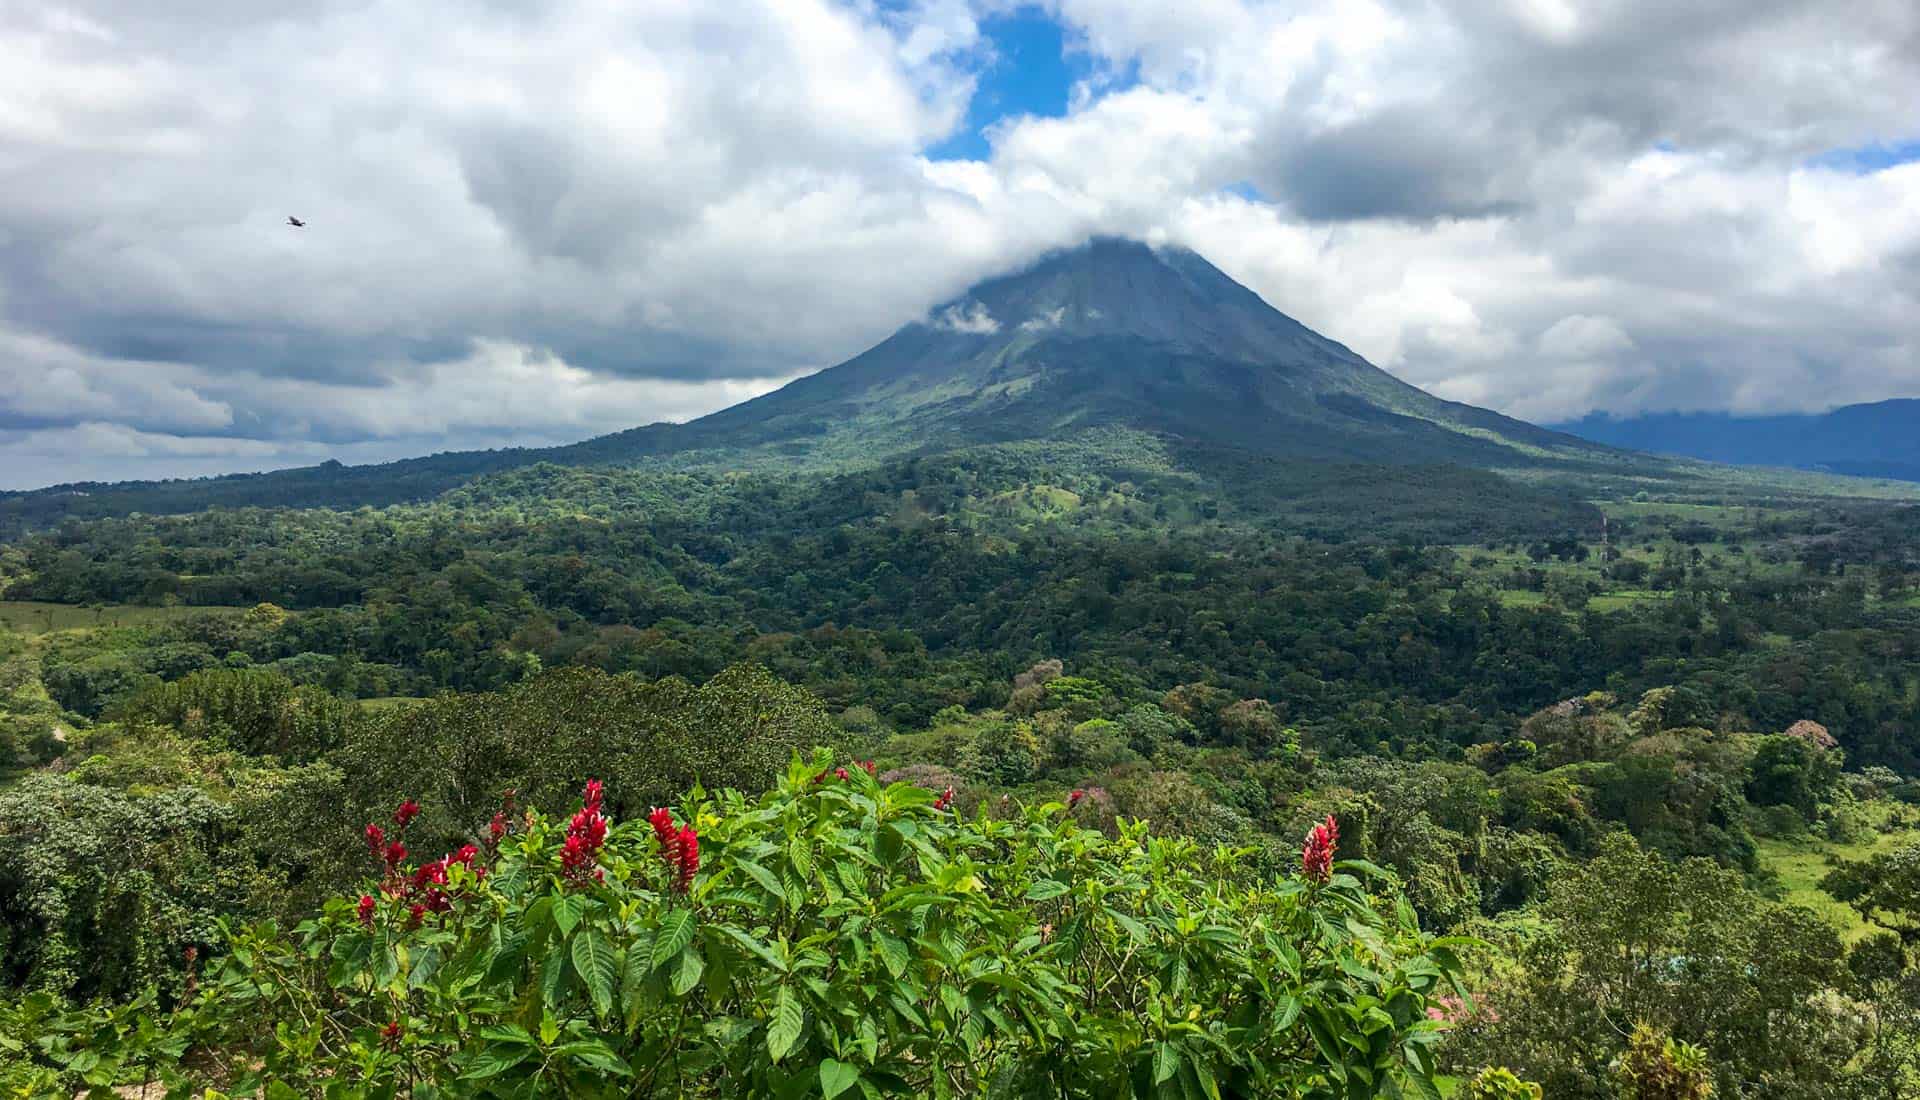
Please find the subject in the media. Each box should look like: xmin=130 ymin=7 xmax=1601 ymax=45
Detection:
xmin=573 ymin=237 xmax=1609 ymax=469
xmin=917 ymin=237 xmax=1304 ymax=360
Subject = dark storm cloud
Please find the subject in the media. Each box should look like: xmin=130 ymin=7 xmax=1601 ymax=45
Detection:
xmin=1262 ymin=110 xmax=1531 ymax=223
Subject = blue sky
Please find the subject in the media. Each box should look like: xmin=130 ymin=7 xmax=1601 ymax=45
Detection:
xmin=929 ymin=7 xmax=1081 ymax=161
xmin=1811 ymin=141 xmax=1920 ymax=174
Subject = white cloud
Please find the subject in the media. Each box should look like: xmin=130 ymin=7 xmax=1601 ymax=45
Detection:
xmin=1 ymin=0 xmax=1918 ymax=482
xmin=1021 ymin=307 xmax=1066 ymax=332
xmin=933 ymin=301 xmax=1001 ymax=334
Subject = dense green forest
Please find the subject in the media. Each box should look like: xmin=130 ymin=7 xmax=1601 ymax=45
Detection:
xmin=2 ymin=444 xmax=1919 ymax=1096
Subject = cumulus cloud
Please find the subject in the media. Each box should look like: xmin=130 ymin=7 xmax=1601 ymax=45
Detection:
xmin=1021 ymin=307 xmax=1066 ymax=332
xmin=1 ymin=0 xmax=1917 ymax=484
xmin=934 ymin=301 xmax=1002 ymax=334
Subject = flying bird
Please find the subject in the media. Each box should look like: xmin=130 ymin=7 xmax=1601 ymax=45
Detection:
xmin=287 ymin=216 xmax=305 ymax=227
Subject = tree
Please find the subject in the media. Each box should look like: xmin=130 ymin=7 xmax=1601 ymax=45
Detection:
xmin=1449 ymin=834 xmax=1851 ymax=1098
xmin=1216 ymin=698 xmax=1297 ymax=759
xmin=1746 ymin=733 xmax=1839 ymax=819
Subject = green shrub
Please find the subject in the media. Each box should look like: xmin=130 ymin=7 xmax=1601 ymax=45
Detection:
xmin=18 ymin=751 xmax=1466 ymax=1098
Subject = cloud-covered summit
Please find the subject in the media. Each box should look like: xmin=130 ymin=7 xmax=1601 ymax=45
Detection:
xmin=2 ymin=0 xmax=1917 ymax=486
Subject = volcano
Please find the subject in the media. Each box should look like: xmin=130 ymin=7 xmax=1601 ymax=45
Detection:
xmin=568 ymin=236 xmax=1608 ymax=468
xmin=3 ymin=237 xmax=1638 ymax=530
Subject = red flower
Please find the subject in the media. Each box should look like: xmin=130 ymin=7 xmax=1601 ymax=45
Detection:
xmin=357 ymin=894 xmax=376 ymax=927
xmin=860 ymin=760 xmax=877 ymax=776
xmin=487 ymin=812 xmax=507 ymax=847
xmin=449 ymin=844 xmax=479 ymax=867
xmin=407 ymin=903 xmax=426 ymax=929
xmin=934 ymin=786 xmax=955 ymax=811
xmin=1068 ymin=789 xmax=1086 ymax=808
xmin=393 ymin=800 xmax=421 ymax=829
xmin=383 ymin=840 xmax=408 ymax=869
xmin=562 ymin=781 xmax=611 ymax=886
xmin=364 ymin=823 xmax=386 ymax=854
xmin=1302 ymin=814 xmax=1339 ymax=884
xmin=834 ymin=767 xmax=850 ymax=781
xmin=381 ymin=1020 xmax=402 ymax=1048
xmin=412 ymin=858 xmax=448 ymax=890
xmin=673 ymin=826 xmax=700 ymax=893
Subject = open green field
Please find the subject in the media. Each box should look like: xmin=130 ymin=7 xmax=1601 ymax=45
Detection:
xmin=0 ymin=600 xmax=247 ymax=636
xmin=1755 ymin=805 xmax=1920 ymax=943
xmin=356 ymin=695 xmax=428 ymax=712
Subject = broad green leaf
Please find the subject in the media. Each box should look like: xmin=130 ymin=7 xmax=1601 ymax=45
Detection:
xmin=553 ymin=1040 xmax=634 ymax=1076
xmin=669 ymin=945 xmax=705 ymax=996
xmin=1153 ymin=1042 xmax=1182 ymax=1085
xmin=571 ymin=929 xmax=617 ymax=1018
xmin=459 ymin=1046 xmax=531 ymax=1080
xmin=1191 ymin=1055 xmax=1222 ymax=1100
xmin=736 ymin=859 xmax=785 ymax=899
xmin=539 ymin=937 xmax=570 ymax=1007
xmin=767 ymin=986 xmax=805 ymax=1063
xmin=652 ymin=910 xmax=697 ymax=971
xmin=552 ymin=894 xmax=584 ymax=936
xmin=1024 ymin=879 xmax=1070 ymax=901
xmin=873 ymin=932 xmax=910 ymax=979
xmin=820 ymin=1058 xmax=860 ymax=1099
xmin=716 ymin=925 xmax=788 ymax=973
xmin=788 ymin=835 xmax=815 ymax=884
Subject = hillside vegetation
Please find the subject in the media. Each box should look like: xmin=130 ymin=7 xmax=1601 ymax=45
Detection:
xmin=1 ymin=452 xmax=1918 ymax=1096
xmin=3 ymin=240 xmax=1919 ymax=1096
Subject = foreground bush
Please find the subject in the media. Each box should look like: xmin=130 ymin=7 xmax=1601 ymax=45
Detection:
xmin=16 ymin=752 xmax=1468 ymax=1098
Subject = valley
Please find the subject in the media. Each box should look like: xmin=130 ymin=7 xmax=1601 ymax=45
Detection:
xmin=2 ymin=241 xmax=1917 ymax=1098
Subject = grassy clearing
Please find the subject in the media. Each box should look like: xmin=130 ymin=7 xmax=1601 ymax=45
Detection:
xmin=0 ymin=600 xmax=246 ymax=636
xmin=1587 ymin=590 xmax=1674 ymax=612
xmin=1495 ymin=590 xmax=1548 ymax=608
xmin=1755 ymin=805 xmax=1920 ymax=943
xmin=357 ymin=696 xmax=427 ymax=712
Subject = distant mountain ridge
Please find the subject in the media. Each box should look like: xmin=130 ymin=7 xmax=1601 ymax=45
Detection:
xmin=6 ymin=237 xmax=1648 ymax=530
xmin=1551 ymin=399 xmax=1920 ymax=482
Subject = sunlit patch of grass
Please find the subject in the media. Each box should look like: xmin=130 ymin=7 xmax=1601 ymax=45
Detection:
xmin=1755 ymin=804 xmax=1920 ymax=943
xmin=0 ymin=600 xmax=246 ymax=636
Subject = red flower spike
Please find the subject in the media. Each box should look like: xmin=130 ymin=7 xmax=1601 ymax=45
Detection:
xmin=648 ymin=807 xmax=675 ymax=845
xmin=934 ymin=786 xmax=954 ymax=811
xmin=560 ymin=783 xmax=613 ymax=886
xmin=860 ymin=760 xmax=877 ymax=776
xmin=393 ymin=800 xmax=421 ymax=829
xmin=406 ymin=903 xmax=426 ymax=929
xmin=1068 ymin=789 xmax=1085 ymax=808
xmin=383 ymin=841 xmax=408 ymax=868
xmin=357 ymin=894 xmax=376 ymax=927
xmin=364 ymin=823 xmax=385 ymax=854
xmin=834 ymin=767 xmax=849 ymax=781
xmin=487 ymin=812 xmax=507 ymax=846
xmin=673 ymin=826 xmax=700 ymax=893
xmin=1302 ymin=814 xmax=1339 ymax=884
xmin=381 ymin=1020 xmax=402 ymax=1048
